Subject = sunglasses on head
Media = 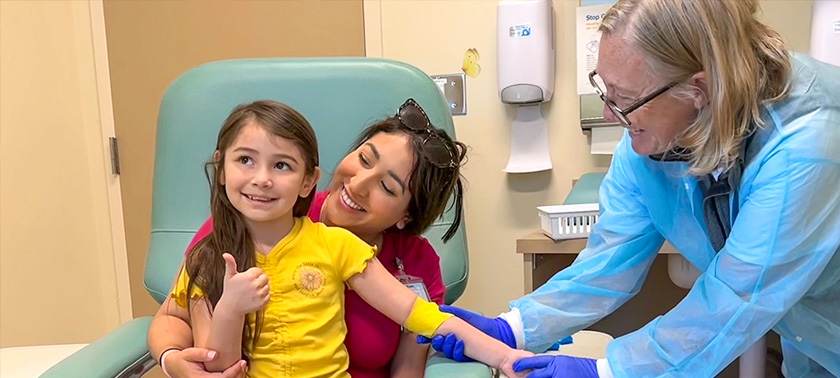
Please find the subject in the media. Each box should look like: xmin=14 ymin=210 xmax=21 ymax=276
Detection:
xmin=396 ymin=98 xmax=458 ymax=169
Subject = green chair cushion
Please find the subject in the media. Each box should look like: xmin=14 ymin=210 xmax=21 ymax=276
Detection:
xmin=564 ymin=172 xmax=606 ymax=205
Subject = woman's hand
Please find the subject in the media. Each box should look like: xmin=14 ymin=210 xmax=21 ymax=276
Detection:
xmin=163 ymin=347 xmax=247 ymax=378
xmin=512 ymin=355 xmax=599 ymax=378
xmin=420 ymin=333 xmax=471 ymax=361
xmin=498 ymin=348 xmax=535 ymax=378
xmin=416 ymin=305 xmax=516 ymax=361
xmin=218 ymin=253 xmax=270 ymax=315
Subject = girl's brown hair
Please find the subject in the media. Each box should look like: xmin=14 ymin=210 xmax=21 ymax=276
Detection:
xmin=184 ymin=100 xmax=319 ymax=355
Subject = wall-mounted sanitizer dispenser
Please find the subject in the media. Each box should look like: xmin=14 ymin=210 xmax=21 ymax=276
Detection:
xmin=497 ymin=0 xmax=556 ymax=173
xmin=498 ymin=0 xmax=555 ymax=104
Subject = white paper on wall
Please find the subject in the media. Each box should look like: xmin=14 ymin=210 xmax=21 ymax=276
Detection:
xmin=503 ymin=104 xmax=552 ymax=173
xmin=576 ymin=3 xmax=614 ymax=95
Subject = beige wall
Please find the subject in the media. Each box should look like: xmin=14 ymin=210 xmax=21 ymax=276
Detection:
xmin=102 ymin=0 xmax=366 ymax=323
xmin=370 ymin=0 xmax=814 ymax=316
xmin=0 ymin=0 xmax=127 ymax=347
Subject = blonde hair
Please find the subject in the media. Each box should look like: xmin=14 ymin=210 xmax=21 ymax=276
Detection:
xmin=600 ymin=0 xmax=791 ymax=175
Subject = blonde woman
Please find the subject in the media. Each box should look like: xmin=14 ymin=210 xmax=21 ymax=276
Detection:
xmin=424 ymin=0 xmax=840 ymax=376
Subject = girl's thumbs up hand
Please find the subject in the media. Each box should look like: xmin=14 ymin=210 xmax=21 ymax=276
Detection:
xmin=219 ymin=253 xmax=270 ymax=315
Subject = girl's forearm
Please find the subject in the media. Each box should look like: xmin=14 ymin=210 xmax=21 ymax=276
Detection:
xmin=436 ymin=317 xmax=511 ymax=368
xmin=201 ymin=304 xmax=245 ymax=372
xmin=348 ymin=260 xmax=513 ymax=368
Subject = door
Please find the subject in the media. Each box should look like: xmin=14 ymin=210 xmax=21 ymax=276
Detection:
xmin=0 ymin=0 xmax=131 ymax=347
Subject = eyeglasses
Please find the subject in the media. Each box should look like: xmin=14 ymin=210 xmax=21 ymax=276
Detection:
xmin=589 ymin=70 xmax=678 ymax=127
xmin=397 ymin=98 xmax=458 ymax=169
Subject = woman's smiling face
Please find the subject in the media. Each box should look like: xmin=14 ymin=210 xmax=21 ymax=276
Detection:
xmin=597 ymin=33 xmax=699 ymax=155
xmin=320 ymin=132 xmax=414 ymax=242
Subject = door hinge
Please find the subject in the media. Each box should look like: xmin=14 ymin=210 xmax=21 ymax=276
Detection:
xmin=109 ymin=137 xmax=121 ymax=175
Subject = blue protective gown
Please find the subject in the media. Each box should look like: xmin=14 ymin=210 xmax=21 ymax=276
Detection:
xmin=510 ymin=54 xmax=840 ymax=377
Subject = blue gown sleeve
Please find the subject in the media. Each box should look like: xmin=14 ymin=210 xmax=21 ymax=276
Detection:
xmin=510 ymin=137 xmax=665 ymax=353
xmin=607 ymin=145 xmax=840 ymax=377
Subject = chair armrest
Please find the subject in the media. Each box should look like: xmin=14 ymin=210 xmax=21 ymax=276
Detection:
xmin=425 ymin=351 xmax=494 ymax=378
xmin=40 ymin=317 xmax=155 ymax=378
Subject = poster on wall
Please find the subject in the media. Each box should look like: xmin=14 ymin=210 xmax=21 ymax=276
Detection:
xmin=576 ymin=1 xmax=614 ymax=95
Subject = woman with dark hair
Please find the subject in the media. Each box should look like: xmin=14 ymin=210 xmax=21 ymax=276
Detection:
xmin=149 ymin=98 xmax=472 ymax=378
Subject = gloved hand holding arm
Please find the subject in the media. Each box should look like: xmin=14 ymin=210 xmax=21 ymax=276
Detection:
xmin=416 ymin=305 xmax=518 ymax=361
xmin=418 ymin=309 xmax=574 ymax=362
xmin=513 ymin=355 xmax=599 ymax=378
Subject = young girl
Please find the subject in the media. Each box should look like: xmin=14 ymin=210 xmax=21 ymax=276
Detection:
xmin=168 ymin=100 xmax=530 ymax=378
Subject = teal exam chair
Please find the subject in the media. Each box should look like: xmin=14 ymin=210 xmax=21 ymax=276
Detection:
xmin=41 ymin=58 xmax=490 ymax=377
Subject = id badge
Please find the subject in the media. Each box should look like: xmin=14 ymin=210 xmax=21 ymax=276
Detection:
xmin=399 ymin=275 xmax=430 ymax=302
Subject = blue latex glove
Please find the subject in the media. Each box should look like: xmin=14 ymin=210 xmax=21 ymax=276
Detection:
xmin=418 ymin=333 xmax=575 ymax=362
xmin=421 ymin=333 xmax=471 ymax=362
xmin=546 ymin=336 xmax=574 ymax=351
xmin=513 ymin=355 xmax=599 ymax=378
xmin=416 ymin=305 xmax=516 ymax=362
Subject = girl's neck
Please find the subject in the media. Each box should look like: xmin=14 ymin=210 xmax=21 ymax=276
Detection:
xmin=246 ymin=217 xmax=296 ymax=255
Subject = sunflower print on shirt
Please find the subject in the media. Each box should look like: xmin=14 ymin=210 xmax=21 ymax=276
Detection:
xmin=293 ymin=262 xmax=325 ymax=297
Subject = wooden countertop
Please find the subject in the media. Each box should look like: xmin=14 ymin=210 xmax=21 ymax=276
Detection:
xmin=517 ymin=230 xmax=679 ymax=255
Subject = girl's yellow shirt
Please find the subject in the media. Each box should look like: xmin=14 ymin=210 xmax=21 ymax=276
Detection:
xmin=173 ymin=217 xmax=375 ymax=378
xmin=172 ymin=217 xmax=452 ymax=377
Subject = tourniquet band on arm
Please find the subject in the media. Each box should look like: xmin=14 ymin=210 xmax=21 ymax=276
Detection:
xmin=404 ymin=297 xmax=453 ymax=337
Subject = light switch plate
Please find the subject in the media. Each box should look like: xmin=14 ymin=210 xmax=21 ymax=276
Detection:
xmin=431 ymin=73 xmax=467 ymax=116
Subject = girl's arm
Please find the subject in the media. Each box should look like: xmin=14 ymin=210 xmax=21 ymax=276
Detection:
xmin=149 ymin=299 xmax=247 ymax=378
xmin=192 ymin=253 xmax=270 ymax=372
xmin=190 ymin=297 xmax=246 ymax=372
xmin=390 ymin=239 xmax=444 ymax=377
xmin=347 ymin=258 xmax=532 ymax=374
xmin=149 ymin=262 xmax=248 ymax=378
xmin=389 ymin=332 xmax=429 ymax=378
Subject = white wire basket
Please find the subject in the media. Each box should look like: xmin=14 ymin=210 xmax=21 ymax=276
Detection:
xmin=537 ymin=203 xmax=600 ymax=240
